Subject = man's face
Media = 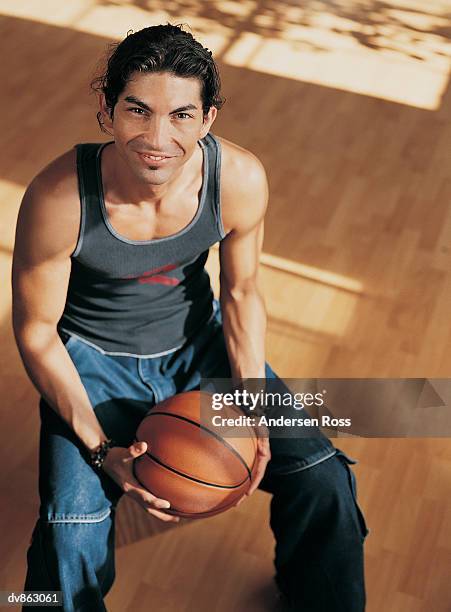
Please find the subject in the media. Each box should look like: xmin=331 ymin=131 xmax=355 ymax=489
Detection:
xmin=101 ymin=71 xmax=216 ymax=185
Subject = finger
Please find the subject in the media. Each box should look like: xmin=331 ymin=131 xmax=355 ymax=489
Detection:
xmin=253 ymin=423 xmax=270 ymax=441
xmin=127 ymin=486 xmax=176 ymax=519
xmin=247 ymin=456 xmax=270 ymax=496
xmin=235 ymin=495 xmax=246 ymax=507
xmin=124 ymin=477 xmax=171 ymax=510
xmin=126 ymin=440 xmax=148 ymax=460
xmin=260 ymin=434 xmax=270 ymax=446
xmin=146 ymin=507 xmax=180 ymax=523
xmin=258 ymin=437 xmax=271 ymax=458
xmin=247 ymin=474 xmax=262 ymax=496
xmin=131 ymin=487 xmax=171 ymax=510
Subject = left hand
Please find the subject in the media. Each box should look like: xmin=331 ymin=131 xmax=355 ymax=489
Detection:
xmin=236 ymin=434 xmax=271 ymax=506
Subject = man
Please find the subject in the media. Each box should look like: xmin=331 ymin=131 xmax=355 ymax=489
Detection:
xmin=12 ymin=24 xmax=368 ymax=611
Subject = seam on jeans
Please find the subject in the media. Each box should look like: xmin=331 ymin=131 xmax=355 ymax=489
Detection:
xmin=137 ymin=359 xmax=161 ymax=403
xmin=274 ymin=449 xmax=337 ymax=475
xmin=45 ymin=508 xmax=111 ymax=524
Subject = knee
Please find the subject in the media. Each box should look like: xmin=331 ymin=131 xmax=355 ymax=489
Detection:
xmin=38 ymin=515 xmax=114 ymax=586
xmin=270 ymin=455 xmax=369 ymax=544
xmin=45 ymin=508 xmax=112 ymax=545
xmin=40 ymin=467 xmax=120 ymax=525
xmin=270 ymin=456 xmax=343 ymax=521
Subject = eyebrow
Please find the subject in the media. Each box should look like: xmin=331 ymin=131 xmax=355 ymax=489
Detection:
xmin=123 ymin=96 xmax=198 ymax=113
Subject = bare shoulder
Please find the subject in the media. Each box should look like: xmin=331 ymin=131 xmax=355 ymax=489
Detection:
xmin=30 ymin=148 xmax=78 ymax=200
xmin=15 ymin=148 xmax=80 ymax=264
xmin=216 ymin=135 xmax=269 ymax=234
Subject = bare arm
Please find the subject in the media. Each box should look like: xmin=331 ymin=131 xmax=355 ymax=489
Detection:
xmin=219 ymin=147 xmax=270 ymax=496
xmin=219 ymin=149 xmax=269 ymax=386
xmin=11 ymin=152 xmax=108 ymax=452
xmin=12 ymin=154 xmax=179 ymax=522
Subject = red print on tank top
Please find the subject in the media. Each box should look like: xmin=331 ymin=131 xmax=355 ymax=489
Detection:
xmin=124 ymin=263 xmax=180 ymax=286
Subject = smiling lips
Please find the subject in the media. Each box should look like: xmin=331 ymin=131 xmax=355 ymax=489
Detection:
xmin=142 ymin=153 xmax=168 ymax=161
xmin=138 ymin=151 xmax=174 ymax=164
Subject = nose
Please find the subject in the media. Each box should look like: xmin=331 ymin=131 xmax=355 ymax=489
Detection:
xmin=145 ymin=115 xmax=170 ymax=152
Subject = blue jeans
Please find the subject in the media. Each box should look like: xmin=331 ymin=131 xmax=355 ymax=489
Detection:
xmin=23 ymin=300 xmax=368 ymax=611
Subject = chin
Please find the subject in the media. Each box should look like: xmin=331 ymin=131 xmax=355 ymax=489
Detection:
xmin=141 ymin=169 xmax=173 ymax=185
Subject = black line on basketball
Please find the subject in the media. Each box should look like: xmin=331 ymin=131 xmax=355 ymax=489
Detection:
xmin=140 ymin=451 xmax=249 ymax=489
xmin=144 ymin=410 xmax=253 ymax=478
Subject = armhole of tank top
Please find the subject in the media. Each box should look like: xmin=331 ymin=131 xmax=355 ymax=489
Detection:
xmin=70 ymin=144 xmax=87 ymax=259
xmin=211 ymin=135 xmax=227 ymax=240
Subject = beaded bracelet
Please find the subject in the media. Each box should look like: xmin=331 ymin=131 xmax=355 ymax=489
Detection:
xmin=90 ymin=438 xmax=116 ymax=470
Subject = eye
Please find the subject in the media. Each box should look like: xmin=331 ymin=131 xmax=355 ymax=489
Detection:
xmin=127 ymin=107 xmax=146 ymax=115
xmin=175 ymin=112 xmax=192 ymax=120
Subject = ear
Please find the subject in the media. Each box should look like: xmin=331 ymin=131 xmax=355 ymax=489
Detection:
xmin=199 ymin=106 xmax=217 ymax=139
xmin=98 ymin=94 xmax=114 ymax=133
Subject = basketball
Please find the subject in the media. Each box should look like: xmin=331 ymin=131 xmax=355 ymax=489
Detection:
xmin=133 ymin=390 xmax=258 ymax=518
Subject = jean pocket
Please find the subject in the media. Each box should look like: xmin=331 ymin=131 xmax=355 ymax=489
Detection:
xmin=335 ymin=449 xmax=370 ymax=542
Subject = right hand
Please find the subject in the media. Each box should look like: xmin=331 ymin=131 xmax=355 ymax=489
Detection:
xmin=102 ymin=441 xmax=180 ymax=523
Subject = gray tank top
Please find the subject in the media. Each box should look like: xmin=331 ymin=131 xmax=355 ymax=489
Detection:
xmin=58 ymin=133 xmax=226 ymax=356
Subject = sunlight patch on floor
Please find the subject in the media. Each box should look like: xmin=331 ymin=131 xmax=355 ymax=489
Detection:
xmin=206 ymin=246 xmax=360 ymax=339
xmin=2 ymin=0 xmax=450 ymax=109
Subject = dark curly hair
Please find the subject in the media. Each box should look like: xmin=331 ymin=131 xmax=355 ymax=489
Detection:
xmin=91 ymin=23 xmax=225 ymax=129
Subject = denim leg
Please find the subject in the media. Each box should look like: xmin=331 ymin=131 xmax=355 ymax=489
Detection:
xmin=24 ymin=336 xmax=155 ymax=611
xmin=23 ymin=400 xmax=122 ymax=612
xmin=24 ymin=512 xmax=116 ymax=612
xmin=259 ymin=451 xmax=368 ymax=611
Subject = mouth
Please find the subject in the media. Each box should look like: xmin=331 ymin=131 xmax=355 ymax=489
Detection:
xmin=137 ymin=152 xmax=175 ymax=166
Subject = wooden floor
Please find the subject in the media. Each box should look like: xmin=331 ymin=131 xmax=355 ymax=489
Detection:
xmin=1 ymin=1 xmax=451 ymax=610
